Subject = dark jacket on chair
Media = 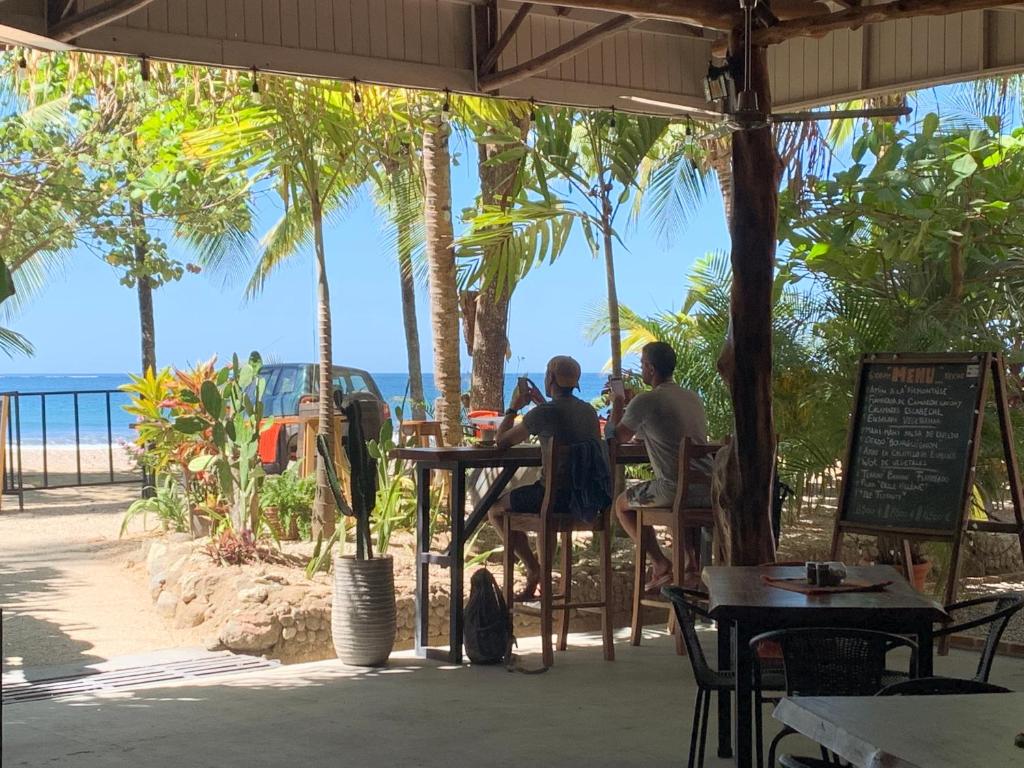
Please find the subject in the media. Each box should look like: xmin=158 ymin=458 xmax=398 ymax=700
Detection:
xmin=565 ymin=439 xmax=612 ymax=523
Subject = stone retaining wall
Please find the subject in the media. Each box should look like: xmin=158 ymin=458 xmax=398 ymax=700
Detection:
xmin=142 ymin=537 xmax=645 ymax=665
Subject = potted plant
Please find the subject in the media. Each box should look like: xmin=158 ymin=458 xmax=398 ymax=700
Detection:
xmin=316 ymin=412 xmax=397 ymax=667
xmin=876 ymin=535 xmax=932 ymax=591
xmin=260 ymin=465 xmax=315 ymax=541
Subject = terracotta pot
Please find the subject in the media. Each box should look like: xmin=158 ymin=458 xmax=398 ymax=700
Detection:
xmin=263 ymin=507 xmax=299 ymax=541
xmin=332 ymin=555 xmax=396 ymax=666
xmin=897 ymin=559 xmax=933 ymax=592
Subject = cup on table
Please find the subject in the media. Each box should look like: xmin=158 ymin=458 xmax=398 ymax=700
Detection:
xmin=478 ymin=427 xmax=496 ymax=446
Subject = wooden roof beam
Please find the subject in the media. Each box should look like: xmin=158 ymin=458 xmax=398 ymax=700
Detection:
xmin=523 ymin=1 xmax=737 ymax=30
xmin=51 ymin=0 xmax=158 ymax=42
xmin=753 ymin=0 xmax=1024 ymax=47
xmin=480 ymin=13 xmax=641 ymax=91
xmin=479 ymin=2 xmax=534 ymax=74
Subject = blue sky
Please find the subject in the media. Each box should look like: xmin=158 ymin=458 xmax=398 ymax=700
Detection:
xmin=5 ymin=133 xmax=730 ymax=376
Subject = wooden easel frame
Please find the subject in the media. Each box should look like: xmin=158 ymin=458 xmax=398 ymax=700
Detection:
xmin=830 ymin=352 xmax=1024 ymax=612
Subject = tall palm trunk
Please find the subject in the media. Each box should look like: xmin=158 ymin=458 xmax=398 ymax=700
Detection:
xmin=130 ymin=199 xmax=156 ymax=375
xmin=311 ymin=190 xmax=336 ymax=537
xmin=600 ymin=189 xmax=623 ymax=378
xmin=397 ymin=216 xmax=427 ymax=420
xmin=422 ymin=117 xmax=462 ymax=445
xmin=470 ymin=139 xmax=519 ymax=411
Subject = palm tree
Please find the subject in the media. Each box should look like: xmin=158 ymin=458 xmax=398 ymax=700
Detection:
xmin=360 ymin=87 xmax=428 ymax=419
xmin=421 ymin=106 xmax=463 ymax=445
xmin=456 ymin=96 xmax=532 ymax=411
xmin=188 ymin=75 xmax=367 ymax=536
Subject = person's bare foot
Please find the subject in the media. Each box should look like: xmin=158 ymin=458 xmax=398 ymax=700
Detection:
xmin=644 ymin=564 xmax=673 ymax=594
xmin=515 ymin=573 xmax=540 ymax=602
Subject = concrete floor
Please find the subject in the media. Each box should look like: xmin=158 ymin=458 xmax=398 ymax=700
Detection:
xmin=4 ymin=627 xmax=1023 ymax=768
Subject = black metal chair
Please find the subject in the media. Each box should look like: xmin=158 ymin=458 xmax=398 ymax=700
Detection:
xmin=882 ymin=591 xmax=1024 ymax=688
xmin=877 ymin=676 xmax=1012 ymax=696
xmin=939 ymin=592 xmax=1023 ymax=682
xmin=663 ymin=587 xmax=785 ymax=768
xmin=750 ymin=627 xmax=919 ymax=768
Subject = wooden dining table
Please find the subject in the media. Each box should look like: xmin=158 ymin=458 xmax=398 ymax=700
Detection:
xmin=390 ymin=441 xmax=648 ymax=664
xmin=773 ymin=693 xmax=1024 ymax=768
xmin=702 ymin=564 xmax=949 ymax=768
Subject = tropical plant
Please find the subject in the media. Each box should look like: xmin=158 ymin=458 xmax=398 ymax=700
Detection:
xmin=205 ymin=528 xmax=277 ymax=566
xmin=366 ymin=415 xmax=416 ymax=556
xmin=184 ymin=354 xmax=268 ymax=532
xmin=119 ymin=473 xmax=190 ymax=537
xmin=779 ymin=115 xmax=1024 ymax=508
xmin=121 ymin=354 xmax=269 ymax=533
xmin=2 ymin=52 xmax=253 ymax=373
xmin=260 ymin=465 xmax=316 ymax=540
xmin=455 ymin=96 xmax=532 ymax=410
xmin=458 ymin=107 xmax=704 ymax=377
xmin=188 ymin=74 xmax=372 ymax=536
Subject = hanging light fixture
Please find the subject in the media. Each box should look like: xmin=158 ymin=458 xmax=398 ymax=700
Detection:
xmin=352 ymin=77 xmax=363 ymax=112
xmin=441 ymin=88 xmax=451 ymax=123
xmin=140 ymin=55 xmax=150 ymax=82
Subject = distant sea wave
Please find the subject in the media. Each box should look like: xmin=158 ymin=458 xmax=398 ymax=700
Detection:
xmin=1 ymin=372 xmax=611 ymax=446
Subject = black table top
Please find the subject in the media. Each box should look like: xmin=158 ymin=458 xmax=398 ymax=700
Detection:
xmin=703 ymin=565 xmax=948 ymax=625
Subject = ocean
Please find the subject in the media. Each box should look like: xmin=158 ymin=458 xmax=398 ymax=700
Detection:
xmin=0 ymin=372 xmax=611 ymax=446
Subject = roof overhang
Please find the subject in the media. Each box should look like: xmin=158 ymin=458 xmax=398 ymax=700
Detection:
xmin=3 ymin=1 xmax=1024 ymax=116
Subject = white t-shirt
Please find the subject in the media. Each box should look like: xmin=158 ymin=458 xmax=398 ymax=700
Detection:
xmin=620 ymin=382 xmax=708 ymax=486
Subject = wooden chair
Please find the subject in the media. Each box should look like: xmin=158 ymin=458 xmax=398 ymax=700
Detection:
xmin=631 ymin=437 xmax=723 ymax=654
xmin=399 ymin=419 xmax=445 ymax=448
xmin=502 ymin=437 xmax=615 ymax=668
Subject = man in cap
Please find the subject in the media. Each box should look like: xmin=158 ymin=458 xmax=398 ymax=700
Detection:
xmin=489 ymin=355 xmax=601 ymax=601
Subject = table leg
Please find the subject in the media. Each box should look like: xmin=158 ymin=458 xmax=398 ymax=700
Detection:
xmin=449 ymin=467 xmax=467 ymax=664
xmin=717 ymin=619 xmax=733 ymax=759
xmin=917 ymin=626 xmax=935 ymax=677
xmin=733 ymin=622 xmax=754 ymax=768
xmin=415 ymin=465 xmax=431 ymax=657
xmin=454 ymin=465 xmax=516 ymax=549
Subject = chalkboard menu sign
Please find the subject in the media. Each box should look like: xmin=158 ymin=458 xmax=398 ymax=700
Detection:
xmin=839 ymin=355 xmax=985 ymax=533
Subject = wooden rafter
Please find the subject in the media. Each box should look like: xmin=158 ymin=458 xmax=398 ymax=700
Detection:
xmin=50 ymin=0 xmax=158 ymax=42
xmin=479 ymin=2 xmax=534 ymax=75
xmin=479 ymin=13 xmax=640 ymax=92
xmin=752 ymin=0 xmax=1024 ymax=47
xmin=523 ymin=0 xmax=737 ymax=30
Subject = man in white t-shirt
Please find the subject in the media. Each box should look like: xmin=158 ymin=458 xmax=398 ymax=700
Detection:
xmin=606 ymin=341 xmax=708 ymax=592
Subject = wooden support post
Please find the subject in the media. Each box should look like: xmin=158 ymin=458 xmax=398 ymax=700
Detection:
xmin=716 ymin=32 xmax=779 ymax=566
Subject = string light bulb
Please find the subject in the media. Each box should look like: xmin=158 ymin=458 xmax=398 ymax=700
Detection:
xmin=352 ymin=78 xmax=363 ymax=112
xmin=140 ymin=55 xmax=150 ymax=83
xmin=685 ymin=117 xmax=694 ymax=138
xmin=609 ymin=106 xmax=618 ymax=140
xmin=18 ymin=54 xmax=27 ymax=69
xmin=250 ymin=66 xmax=260 ymax=95
xmin=529 ymin=98 xmax=537 ymax=126
xmin=440 ymin=88 xmax=451 ymax=123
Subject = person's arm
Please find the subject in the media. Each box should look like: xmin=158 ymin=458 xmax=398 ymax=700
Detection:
xmin=607 ymin=392 xmax=639 ymax=445
xmin=496 ymin=381 xmax=542 ymax=448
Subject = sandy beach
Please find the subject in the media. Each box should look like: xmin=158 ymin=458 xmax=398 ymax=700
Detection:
xmin=5 ymin=444 xmax=141 ymax=492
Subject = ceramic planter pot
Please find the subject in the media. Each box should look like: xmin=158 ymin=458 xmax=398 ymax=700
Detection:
xmin=332 ymin=554 xmax=396 ymax=666
xmin=899 ymin=559 xmax=933 ymax=592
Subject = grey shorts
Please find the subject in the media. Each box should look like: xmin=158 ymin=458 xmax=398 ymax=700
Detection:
xmin=625 ymin=479 xmax=712 ymax=509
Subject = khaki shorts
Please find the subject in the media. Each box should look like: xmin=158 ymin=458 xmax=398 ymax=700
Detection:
xmin=625 ymin=478 xmax=711 ymax=508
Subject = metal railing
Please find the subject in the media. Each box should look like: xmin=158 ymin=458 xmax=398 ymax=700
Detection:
xmin=2 ymin=389 xmax=144 ymax=511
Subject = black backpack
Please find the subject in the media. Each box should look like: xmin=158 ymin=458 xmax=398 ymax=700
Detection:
xmin=464 ymin=568 xmax=512 ymax=665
